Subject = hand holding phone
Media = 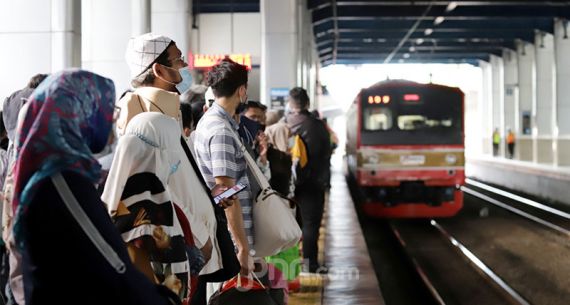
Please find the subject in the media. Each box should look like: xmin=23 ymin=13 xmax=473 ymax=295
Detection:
xmin=213 ymin=183 xmax=247 ymax=204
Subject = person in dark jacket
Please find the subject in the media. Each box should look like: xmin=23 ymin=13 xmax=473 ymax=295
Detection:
xmin=285 ymin=87 xmax=332 ymax=273
xmin=1 ymin=73 xmax=49 ymax=305
xmin=10 ymin=70 xmax=179 ymax=305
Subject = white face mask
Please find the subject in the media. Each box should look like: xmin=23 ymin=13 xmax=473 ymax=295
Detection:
xmin=285 ymin=103 xmax=293 ymax=115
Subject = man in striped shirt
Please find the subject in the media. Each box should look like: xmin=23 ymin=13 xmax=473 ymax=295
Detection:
xmin=193 ymin=59 xmax=254 ymax=276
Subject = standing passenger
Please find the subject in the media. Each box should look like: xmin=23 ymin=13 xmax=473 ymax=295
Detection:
xmin=506 ymin=128 xmax=515 ymax=159
xmin=119 ymin=32 xmax=221 ymax=273
xmin=102 ymin=112 xmax=191 ymax=299
xmin=193 ymin=59 xmax=255 ymax=276
xmin=1 ymin=73 xmax=49 ymax=305
xmin=286 ymin=87 xmax=332 ymax=274
xmin=11 ymin=70 xmax=179 ymax=305
xmin=492 ymin=128 xmax=500 ymax=156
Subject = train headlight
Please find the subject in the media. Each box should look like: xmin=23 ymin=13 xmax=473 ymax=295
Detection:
xmin=445 ymin=154 xmax=457 ymax=164
xmin=368 ymin=154 xmax=379 ymax=164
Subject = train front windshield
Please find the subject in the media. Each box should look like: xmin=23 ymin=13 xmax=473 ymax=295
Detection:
xmin=360 ymin=88 xmax=463 ymax=145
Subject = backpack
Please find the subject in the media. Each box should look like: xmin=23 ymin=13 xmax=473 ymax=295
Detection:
xmin=290 ymin=134 xmax=310 ymax=185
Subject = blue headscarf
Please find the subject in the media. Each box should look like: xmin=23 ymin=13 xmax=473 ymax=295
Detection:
xmin=12 ymin=69 xmax=115 ymax=247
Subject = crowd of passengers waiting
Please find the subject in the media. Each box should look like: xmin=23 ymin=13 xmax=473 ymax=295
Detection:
xmin=0 ymin=33 xmax=336 ymax=305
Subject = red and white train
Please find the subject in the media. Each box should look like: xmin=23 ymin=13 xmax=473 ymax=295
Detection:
xmin=346 ymin=80 xmax=465 ymax=218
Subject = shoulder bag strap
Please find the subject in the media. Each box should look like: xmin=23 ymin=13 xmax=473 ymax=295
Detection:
xmin=220 ymin=121 xmax=270 ymax=190
xmin=179 ymin=137 xmax=217 ymax=204
xmin=51 ymin=172 xmax=126 ymax=274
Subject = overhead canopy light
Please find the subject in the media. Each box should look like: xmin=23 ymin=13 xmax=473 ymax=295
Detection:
xmin=424 ymin=28 xmax=434 ymax=36
xmin=446 ymin=2 xmax=458 ymax=12
xmin=416 ymin=38 xmax=425 ymax=45
xmin=403 ymin=53 xmax=410 ymax=59
xmin=434 ymin=16 xmax=445 ymax=25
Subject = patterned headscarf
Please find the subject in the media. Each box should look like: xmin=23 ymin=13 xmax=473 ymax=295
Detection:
xmin=12 ymin=69 xmax=115 ymax=246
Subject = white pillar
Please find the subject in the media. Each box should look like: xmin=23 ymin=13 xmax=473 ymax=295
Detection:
xmin=516 ymin=40 xmax=536 ymax=162
xmin=261 ymin=0 xmax=298 ymax=109
xmin=480 ymin=61 xmax=493 ymax=155
xmin=503 ymin=49 xmax=519 ymax=158
xmin=151 ymin=0 xmax=191 ymax=56
xmin=555 ymin=19 xmax=570 ymax=165
xmin=131 ymin=0 xmax=151 ymax=36
xmin=535 ymin=32 xmax=556 ymax=164
xmin=0 ymin=0 xmax=82 ymax=99
xmin=82 ymin=0 xmax=133 ymax=94
xmin=51 ymin=0 xmax=81 ymax=71
xmin=490 ymin=54 xmax=505 ymax=157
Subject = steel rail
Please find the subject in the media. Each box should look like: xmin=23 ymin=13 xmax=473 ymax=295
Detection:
xmin=461 ymin=186 xmax=570 ymax=237
xmin=465 ymin=178 xmax=570 ymax=220
xmin=431 ymin=220 xmax=532 ymax=305
xmin=390 ymin=224 xmax=447 ymax=305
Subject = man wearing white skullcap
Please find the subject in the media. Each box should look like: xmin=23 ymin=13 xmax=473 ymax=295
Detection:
xmin=112 ymin=33 xmax=227 ymax=304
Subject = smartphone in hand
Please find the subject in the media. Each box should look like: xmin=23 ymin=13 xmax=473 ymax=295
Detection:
xmin=213 ymin=183 xmax=247 ymax=204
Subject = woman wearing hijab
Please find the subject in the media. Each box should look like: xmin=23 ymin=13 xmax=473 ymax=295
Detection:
xmin=11 ymin=70 xmax=179 ymax=305
xmin=102 ymin=112 xmax=191 ymax=300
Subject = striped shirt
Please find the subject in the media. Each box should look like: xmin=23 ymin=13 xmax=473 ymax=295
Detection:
xmin=193 ymin=103 xmax=254 ymax=247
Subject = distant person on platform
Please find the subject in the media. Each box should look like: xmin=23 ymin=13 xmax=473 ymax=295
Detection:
xmin=506 ymin=128 xmax=515 ymax=159
xmin=492 ymin=128 xmax=500 ymax=156
xmin=286 ymin=87 xmax=332 ymax=274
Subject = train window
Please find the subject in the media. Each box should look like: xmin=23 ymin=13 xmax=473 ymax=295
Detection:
xmin=363 ymin=108 xmax=392 ymax=131
xmin=398 ymin=115 xmax=453 ymax=130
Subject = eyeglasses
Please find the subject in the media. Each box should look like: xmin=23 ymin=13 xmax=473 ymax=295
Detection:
xmin=169 ymin=55 xmax=185 ymax=63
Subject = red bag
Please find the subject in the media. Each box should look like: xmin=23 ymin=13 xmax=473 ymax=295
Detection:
xmin=208 ymin=274 xmax=277 ymax=305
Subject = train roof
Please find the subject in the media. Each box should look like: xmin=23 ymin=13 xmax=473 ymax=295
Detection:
xmin=365 ymin=79 xmax=462 ymax=93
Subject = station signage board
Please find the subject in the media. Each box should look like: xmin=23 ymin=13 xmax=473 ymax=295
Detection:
xmin=270 ymin=88 xmax=289 ymax=111
xmin=190 ymin=53 xmax=252 ymax=70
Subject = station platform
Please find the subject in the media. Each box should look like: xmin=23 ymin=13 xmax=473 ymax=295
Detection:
xmin=322 ymin=166 xmax=385 ymax=305
xmin=466 ymin=155 xmax=570 ymax=206
xmin=289 ymin=156 xmax=385 ymax=305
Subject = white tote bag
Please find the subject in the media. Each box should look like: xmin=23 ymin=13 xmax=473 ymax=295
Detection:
xmin=225 ymin=122 xmax=302 ymax=257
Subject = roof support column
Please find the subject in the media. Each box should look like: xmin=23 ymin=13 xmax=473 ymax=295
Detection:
xmin=554 ymin=19 xmax=570 ymax=166
xmin=131 ymin=0 xmax=151 ymax=36
xmin=490 ymin=54 xmax=505 ymax=157
xmin=516 ymin=41 xmax=537 ymax=162
xmin=503 ymin=49 xmax=519 ymax=159
xmin=51 ymin=0 xmax=82 ymax=71
xmin=261 ymin=0 xmax=299 ymax=108
xmin=151 ymin=0 xmax=191 ymax=60
xmin=480 ymin=61 xmax=494 ymax=156
xmin=534 ymin=31 xmax=556 ymax=165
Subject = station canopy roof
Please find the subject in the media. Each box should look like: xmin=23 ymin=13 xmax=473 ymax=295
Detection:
xmin=193 ymin=0 xmax=570 ymax=66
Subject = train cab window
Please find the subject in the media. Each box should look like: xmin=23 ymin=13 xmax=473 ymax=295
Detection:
xmin=398 ymin=115 xmax=453 ymax=130
xmin=363 ymin=108 xmax=392 ymax=131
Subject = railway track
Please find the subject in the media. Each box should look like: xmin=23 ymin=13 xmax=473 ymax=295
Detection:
xmin=390 ymin=181 xmax=570 ymax=305
xmin=391 ymin=219 xmax=530 ymax=305
xmin=462 ymin=178 xmax=570 ymax=237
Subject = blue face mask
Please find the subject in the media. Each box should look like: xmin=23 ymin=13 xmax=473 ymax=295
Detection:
xmin=162 ymin=65 xmax=193 ymax=94
xmin=175 ymin=67 xmax=193 ymax=94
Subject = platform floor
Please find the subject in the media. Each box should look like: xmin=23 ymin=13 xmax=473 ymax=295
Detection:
xmin=288 ymin=161 xmax=385 ymax=305
xmin=322 ymin=167 xmax=385 ymax=305
xmin=467 ymin=155 xmax=570 ymax=206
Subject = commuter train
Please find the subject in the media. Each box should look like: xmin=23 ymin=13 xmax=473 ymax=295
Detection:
xmin=346 ymin=80 xmax=465 ymax=218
